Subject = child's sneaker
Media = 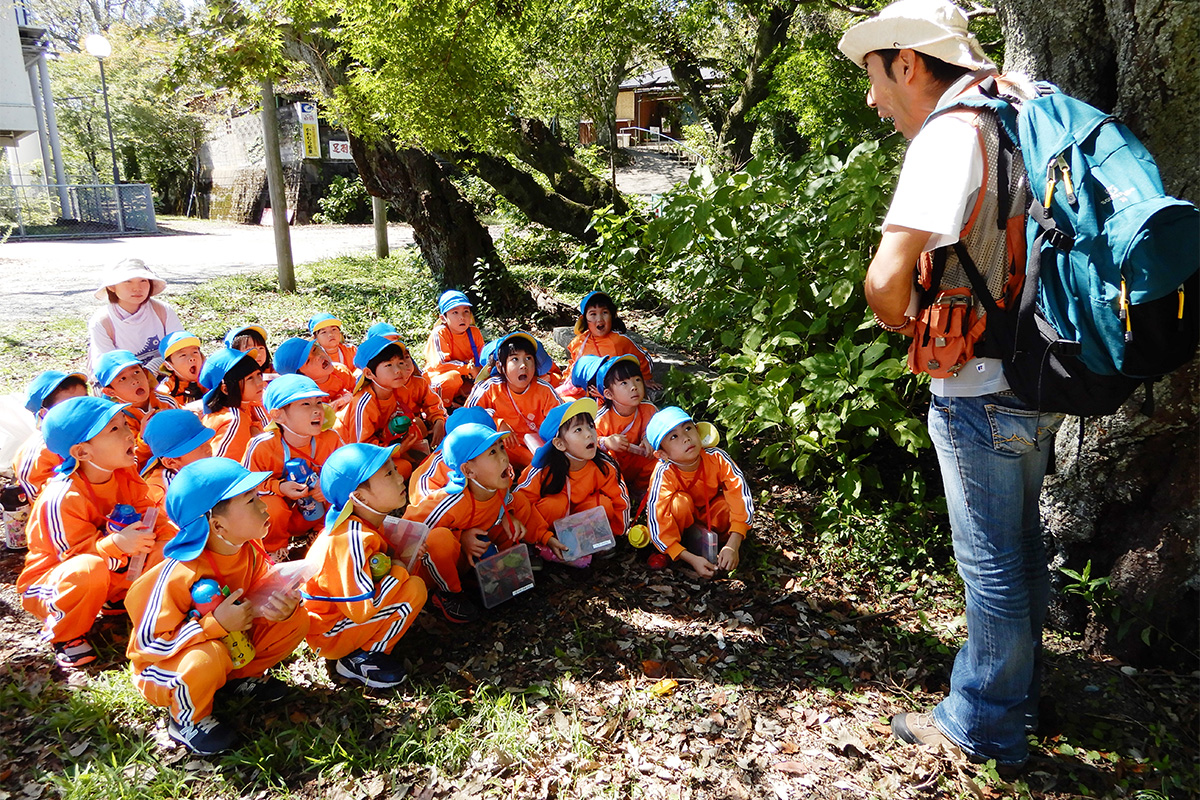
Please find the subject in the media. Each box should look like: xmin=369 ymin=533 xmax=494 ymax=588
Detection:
xmin=99 ymin=599 xmax=126 ymax=617
xmin=430 ymin=590 xmax=480 ymax=624
xmin=53 ymin=636 xmax=97 ymax=668
xmin=168 ymin=715 xmax=238 ymax=755
xmin=219 ymin=675 xmax=289 ymax=703
xmin=334 ymin=650 xmax=407 ymax=688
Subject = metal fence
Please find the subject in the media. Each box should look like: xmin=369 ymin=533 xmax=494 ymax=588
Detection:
xmin=0 ymin=183 xmax=157 ymax=239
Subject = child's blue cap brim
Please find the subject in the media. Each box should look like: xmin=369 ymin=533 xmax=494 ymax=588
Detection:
xmin=308 ymin=314 xmax=342 ymax=334
xmin=579 ymin=291 xmax=603 ymax=316
xmin=143 ymin=409 xmax=215 ymax=460
xmin=645 ymin=406 xmax=693 ymax=451
xmin=353 ymin=335 xmax=406 ymax=371
xmin=199 ymin=347 xmax=259 ymax=412
xmin=438 ymin=290 xmax=472 ymax=315
xmin=366 ymin=322 xmax=399 ymax=340
xmin=93 ymin=350 xmax=143 ymax=388
xmin=319 ymin=443 xmax=398 ymax=529
xmin=160 ymin=331 xmax=201 ymax=360
xmin=42 ymin=396 xmax=130 ymax=460
xmin=595 ymin=354 xmax=639 ymax=392
xmin=274 ymin=337 xmax=315 ymax=375
xmin=530 ymin=398 xmax=598 ymax=468
xmin=25 ymin=371 xmax=87 ymax=414
xmin=164 ymin=458 xmax=272 ymax=561
xmin=263 ymin=374 xmax=327 ymax=412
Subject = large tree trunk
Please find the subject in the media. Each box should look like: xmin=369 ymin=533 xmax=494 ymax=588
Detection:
xmin=999 ymin=0 xmax=1199 ymax=666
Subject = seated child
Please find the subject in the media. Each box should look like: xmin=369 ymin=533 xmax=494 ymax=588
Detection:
xmin=466 ymin=332 xmax=561 ymax=472
xmin=274 ymin=337 xmax=355 ymax=411
xmin=156 ymin=331 xmax=206 ymax=407
xmin=94 ymin=349 xmax=179 ymax=468
xmin=125 ymin=458 xmax=308 ymax=755
xmin=13 ymin=370 xmax=89 ymax=501
xmin=408 ymin=406 xmax=494 ymax=507
xmin=423 ymin=290 xmax=485 ymax=407
xmin=403 ymin=423 xmax=553 ymax=623
xmin=244 ymin=375 xmax=343 ymax=559
xmin=556 ymin=354 xmax=606 ymax=401
xmin=200 ymin=348 xmax=268 ymax=462
xmin=335 ymin=336 xmax=446 ymax=478
xmin=225 ymin=325 xmax=274 ymax=377
xmin=303 ymin=443 xmax=428 ymax=688
xmin=141 ymin=410 xmax=216 ymax=510
xmin=594 ymin=355 xmax=659 ymax=497
xmin=87 ymin=258 xmax=182 ymax=372
xmin=309 ymin=313 xmax=356 ymax=368
xmin=515 ymin=398 xmax=629 ymax=564
xmin=17 ymin=397 xmax=171 ymax=668
xmin=644 ymin=407 xmax=753 ymax=579
xmin=567 ymin=291 xmax=656 ymax=389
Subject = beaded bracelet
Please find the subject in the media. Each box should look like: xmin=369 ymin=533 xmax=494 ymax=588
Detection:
xmin=873 ymin=311 xmax=911 ymax=332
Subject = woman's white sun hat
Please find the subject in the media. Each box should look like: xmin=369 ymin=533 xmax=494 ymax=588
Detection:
xmin=837 ymin=0 xmax=994 ymax=71
xmin=94 ymin=258 xmax=167 ymax=300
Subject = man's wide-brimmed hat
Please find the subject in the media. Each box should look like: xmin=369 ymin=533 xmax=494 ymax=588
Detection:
xmin=837 ymin=0 xmax=994 ymax=71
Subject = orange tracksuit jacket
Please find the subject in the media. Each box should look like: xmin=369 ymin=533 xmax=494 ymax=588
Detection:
xmin=13 ymin=433 xmax=60 ymax=501
xmin=126 ymin=544 xmax=309 ymax=723
xmin=303 ymin=515 xmax=427 ymax=659
xmin=423 ymin=323 xmax=485 ymax=403
xmin=122 ymin=393 xmax=180 ymax=469
xmin=404 ymin=487 xmax=548 ymax=593
xmin=596 ymin=402 xmax=659 ymax=496
xmin=408 ymin=450 xmax=450 ymax=507
xmin=156 ymin=374 xmax=203 ymax=407
xmin=392 ymin=374 xmax=448 ymax=440
xmin=242 ymin=429 xmax=344 ymax=552
xmin=321 ymin=342 xmax=357 ymax=369
xmin=465 ymin=377 xmax=561 ymax=469
xmin=514 ymin=457 xmax=630 ymax=540
xmin=647 ymin=448 xmax=754 ymax=561
xmin=18 ymin=468 xmax=173 ymax=642
xmin=567 ymin=331 xmax=653 ymax=385
xmin=311 ymin=363 xmax=355 ymax=401
xmin=203 ymin=403 xmax=268 ymax=463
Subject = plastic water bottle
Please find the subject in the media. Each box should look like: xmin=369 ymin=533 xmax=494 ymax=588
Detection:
xmin=284 ymin=458 xmax=323 ymax=522
xmin=189 ymin=578 xmax=255 ymax=669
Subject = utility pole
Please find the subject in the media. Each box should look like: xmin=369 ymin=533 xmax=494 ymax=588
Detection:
xmin=260 ymin=79 xmax=296 ymax=292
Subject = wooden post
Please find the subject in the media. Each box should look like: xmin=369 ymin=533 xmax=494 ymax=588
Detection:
xmin=372 ymin=196 xmax=388 ymax=259
xmin=260 ymin=79 xmax=296 ymax=292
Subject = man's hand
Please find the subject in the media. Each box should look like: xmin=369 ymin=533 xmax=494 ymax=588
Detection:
xmin=865 ymin=226 xmax=931 ymax=330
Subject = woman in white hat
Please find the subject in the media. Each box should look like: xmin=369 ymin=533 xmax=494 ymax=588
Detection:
xmin=87 ymin=258 xmax=183 ymax=374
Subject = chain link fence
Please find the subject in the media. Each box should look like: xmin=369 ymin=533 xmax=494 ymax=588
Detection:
xmin=0 ymin=183 xmax=157 ymax=239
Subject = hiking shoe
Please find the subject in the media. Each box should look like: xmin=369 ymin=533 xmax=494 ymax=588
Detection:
xmin=431 ymin=590 xmax=480 ymax=624
xmin=334 ymin=650 xmax=407 ymax=689
xmin=168 ymin=715 xmax=238 ymax=755
xmin=892 ymin=713 xmax=1027 ymax=777
xmin=99 ymin=599 xmax=126 ymax=617
xmin=53 ymin=636 xmax=97 ymax=668
xmin=219 ymin=675 xmax=289 ymax=703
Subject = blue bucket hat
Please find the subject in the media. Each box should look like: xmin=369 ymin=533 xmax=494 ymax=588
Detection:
xmin=530 ymin=398 xmax=598 ymax=469
xmin=164 ymin=458 xmax=272 ymax=561
xmin=319 ymin=443 xmax=398 ymax=530
xmin=442 ymin=423 xmax=510 ymax=494
xmin=366 ymin=322 xmax=400 ymax=340
xmin=307 ymin=313 xmax=342 ymax=334
xmin=437 ymin=290 xmax=472 ymax=315
xmin=595 ymin=354 xmax=640 ymax=393
xmin=42 ymin=396 xmax=130 ymax=475
xmin=223 ymin=324 xmax=268 ymax=348
xmin=25 ymin=370 xmax=88 ymax=415
xmin=569 ymin=355 xmax=608 ymax=391
xmin=434 ymin=406 xmax=496 ymax=453
xmin=645 ymin=406 xmax=694 ymax=451
xmin=93 ymin=350 xmax=143 ymax=388
xmin=579 ymin=290 xmax=614 ymax=316
xmin=198 ymin=347 xmax=259 ymax=411
xmin=140 ymin=409 xmax=215 ymax=475
xmin=354 ymin=335 xmax=408 ymax=372
xmin=159 ymin=331 xmax=202 ymax=360
xmin=274 ymin=337 xmax=316 ymax=375
xmin=484 ymin=331 xmax=555 ymax=378
xmin=264 ymin=374 xmax=327 ymax=412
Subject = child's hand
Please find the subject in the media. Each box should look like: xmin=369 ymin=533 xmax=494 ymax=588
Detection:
xmin=603 ymin=434 xmax=629 ymax=453
xmin=716 ymin=534 xmax=743 ymax=572
xmin=257 ymin=589 xmax=300 ymax=622
xmin=504 ymin=515 xmax=527 ymax=545
xmin=213 ymin=588 xmax=252 ymax=632
xmin=430 ymin=419 xmax=446 ymax=447
xmin=331 ymin=394 xmax=352 ymax=411
xmin=112 ymin=521 xmax=155 ymax=555
xmin=463 ymin=528 xmax=491 ymax=563
xmin=546 ymin=536 xmax=569 ymax=559
xmin=279 ymin=481 xmax=308 ymax=499
xmin=311 ymin=483 xmax=326 ymax=505
xmin=393 ymin=426 xmax=422 ymax=454
xmin=680 ymin=551 xmax=716 ymax=579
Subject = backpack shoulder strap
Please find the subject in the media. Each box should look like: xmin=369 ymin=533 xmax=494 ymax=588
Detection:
xmin=101 ymin=315 xmax=115 ymax=343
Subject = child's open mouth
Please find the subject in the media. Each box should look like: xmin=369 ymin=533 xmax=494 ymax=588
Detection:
xmin=501 ymin=465 xmax=514 ymax=483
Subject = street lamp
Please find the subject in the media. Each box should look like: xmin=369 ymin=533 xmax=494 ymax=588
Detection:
xmin=83 ymin=33 xmax=120 ymax=186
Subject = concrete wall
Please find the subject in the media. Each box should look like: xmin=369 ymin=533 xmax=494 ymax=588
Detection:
xmin=0 ymin=3 xmax=37 ymax=146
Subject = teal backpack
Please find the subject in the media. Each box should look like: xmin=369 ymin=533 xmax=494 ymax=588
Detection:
xmin=935 ymin=79 xmax=1199 ymax=416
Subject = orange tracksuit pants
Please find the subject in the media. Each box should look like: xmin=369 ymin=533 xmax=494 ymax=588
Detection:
xmin=307 ymin=567 xmax=427 ymax=661
xmin=261 ymin=495 xmax=322 ymax=554
xmin=21 ymin=554 xmax=128 ymax=643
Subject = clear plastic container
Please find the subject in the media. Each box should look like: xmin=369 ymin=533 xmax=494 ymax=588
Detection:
xmin=682 ymin=524 xmax=719 ymax=564
xmin=246 ymin=558 xmax=319 ymax=616
xmin=474 ymin=544 xmax=535 ymax=609
xmin=381 ymin=516 xmax=431 ymax=571
xmin=553 ymin=505 xmax=616 ymax=561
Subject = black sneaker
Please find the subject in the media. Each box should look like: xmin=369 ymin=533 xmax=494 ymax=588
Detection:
xmin=53 ymin=636 xmax=97 ymax=668
xmin=168 ymin=715 xmax=238 ymax=755
xmin=219 ymin=675 xmax=289 ymax=703
xmin=99 ymin=599 xmax=126 ymax=617
xmin=431 ymin=590 xmax=480 ymax=624
xmin=334 ymin=650 xmax=407 ymax=688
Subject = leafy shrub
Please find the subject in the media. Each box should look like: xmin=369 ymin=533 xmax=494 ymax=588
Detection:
xmin=313 ymin=175 xmax=372 ymax=224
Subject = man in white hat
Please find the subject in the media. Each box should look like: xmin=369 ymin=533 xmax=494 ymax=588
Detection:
xmin=838 ymin=0 xmax=1064 ymax=773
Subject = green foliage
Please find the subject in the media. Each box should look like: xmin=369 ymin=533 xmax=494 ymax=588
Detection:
xmin=312 ymin=176 xmax=371 ymax=224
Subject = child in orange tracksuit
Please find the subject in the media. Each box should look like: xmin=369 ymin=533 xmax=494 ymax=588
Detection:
xmin=423 ymin=290 xmax=485 ymax=407
xmin=309 ymin=313 xmax=357 ymax=368
xmin=141 ymin=410 xmax=217 ymax=511
xmin=303 ymin=443 xmax=427 ymax=688
xmin=94 ymin=349 xmax=179 ymax=468
xmin=243 ymin=375 xmax=343 ymax=558
xmin=515 ymin=399 xmax=629 ymax=566
xmin=13 ymin=371 xmax=89 ymax=501
xmin=336 ymin=336 xmax=445 ymax=479
xmin=566 ymin=291 xmax=657 ymax=389
xmin=126 ymin=458 xmax=307 ymax=755
xmin=403 ymin=423 xmax=556 ymax=624
xmin=644 ymin=407 xmax=754 ymax=580
xmin=408 ymin=406 xmax=495 ymax=507
xmin=466 ymin=332 xmax=561 ymax=472
xmin=156 ymin=331 xmax=206 ymax=407
xmin=594 ymin=355 xmax=659 ymax=497
xmin=18 ymin=397 xmax=172 ymax=668
xmin=200 ymin=348 xmax=268 ymax=462
xmin=274 ymin=337 xmax=356 ymax=411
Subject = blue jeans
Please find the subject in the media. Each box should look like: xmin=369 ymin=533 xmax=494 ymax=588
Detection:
xmin=926 ymin=391 xmax=1063 ymax=765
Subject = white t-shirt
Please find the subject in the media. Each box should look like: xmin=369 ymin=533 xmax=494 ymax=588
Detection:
xmin=88 ymin=298 xmax=183 ymax=374
xmin=883 ymin=70 xmax=1009 ymax=398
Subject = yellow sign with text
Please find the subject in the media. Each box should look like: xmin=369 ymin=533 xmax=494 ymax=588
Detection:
xmin=302 ymin=123 xmax=321 ymax=159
